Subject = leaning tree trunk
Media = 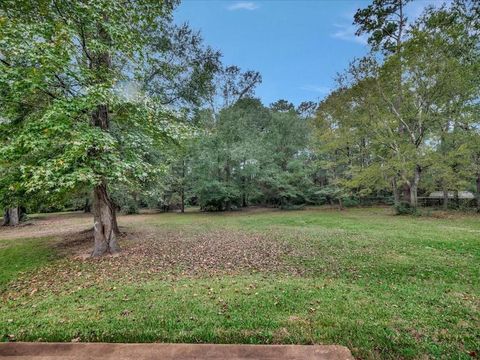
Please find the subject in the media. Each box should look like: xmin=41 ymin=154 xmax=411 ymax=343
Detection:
xmin=2 ymin=207 xmax=20 ymax=226
xmin=91 ymin=183 xmax=120 ymax=257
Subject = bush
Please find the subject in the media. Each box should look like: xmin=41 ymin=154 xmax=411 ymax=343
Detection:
xmin=196 ymin=181 xmax=241 ymax=211
xmin=342 ymin=197 xmax=360 ymax=208
xmin=394 ymin=202 xmax=419 ymax=215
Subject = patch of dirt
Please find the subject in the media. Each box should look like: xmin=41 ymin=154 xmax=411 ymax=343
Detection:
xmin=53 ymin=228 xmax=94 ymax=251
xmin=0 ymin=212 xmax=92 ymax=240
xmin=0 ymin=212 xmax=157 ymax=241
xmin=53 ymin=227 xmax=130 ymax=256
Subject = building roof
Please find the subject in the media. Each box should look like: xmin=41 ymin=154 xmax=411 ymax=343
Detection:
xmin=429 ymin=191 xmax=475 ymax=199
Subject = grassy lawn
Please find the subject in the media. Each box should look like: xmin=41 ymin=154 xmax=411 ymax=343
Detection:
xmin=0 ymin=208 xmax=479 ymax=359
xmin=0 ymin=237 xmax=56 ymax=293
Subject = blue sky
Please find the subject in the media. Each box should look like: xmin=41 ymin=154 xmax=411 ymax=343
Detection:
xmin=174 ymin=0 xmax=440 ymax=106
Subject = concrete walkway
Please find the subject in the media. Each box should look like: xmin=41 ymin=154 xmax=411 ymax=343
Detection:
xmin=0 ymin=343 xmax=354 ymax=360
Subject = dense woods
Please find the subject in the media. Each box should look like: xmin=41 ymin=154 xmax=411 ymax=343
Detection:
xmin=1 ymin=0 xmax=479 ymax=255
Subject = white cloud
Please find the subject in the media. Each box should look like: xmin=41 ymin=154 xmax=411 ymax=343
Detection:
xmin=331 ymin=23 xmax=368 ymax=45
xmin=301 ymin=85 xmax=331 ymax=94
xmin=227 ymin=1 xmax=259 ymax=11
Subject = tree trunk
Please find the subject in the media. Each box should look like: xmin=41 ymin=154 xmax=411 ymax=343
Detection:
xmin=442 ymin=188 xmax=449 ymax=210
xmin=84 ymin=198 xmax=91 ymax=213
xmin=180 ymin=158 xmax=185 ymax=213
xmin=91 ymin=103 xmax=119 ymax=256
xmin=180 ymin=189 xmax=185 ymax=213
xmin=91 ymin=183 xmax=120 ymax=257
xmin=88 ymin=16 xmax=118 ymax=256
xmin=476 ymin=174 xmax=480 ymax=212
xmin=2 ymin=207 xmax=20 ymax=226
xmin=409 ymin=184 xmax=418 ymax=208
xmin=241 ymin=174 xmax=247 ymax=207
xmin=402 ymin=183 xmax=411 ymax=204
xmin=225 ymin=159 xmax=231 ymax=211
xmin=409 ymin=165 xmax=421 ymax=208
xmin=2 ymin=209 xmax=9 ymax=226
xmin=392 ymin=177 xmax=400 ymax=206
xmin=112 ymin=205 xmax=120 ymax=235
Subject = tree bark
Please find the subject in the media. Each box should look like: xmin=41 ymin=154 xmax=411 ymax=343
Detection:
xmin=402 ymin=183 xmax=411 ymax=204
xmin=112 ymin=205 xmax=120 ymax=235
xmin=392 ymin=177 xmax=400 ymax=206
xmin=91 ymin=183 xmax=120 ymax=257
xmin=84 ymin=198 xmax=91 ymax=213
xmin=442 ymin=188 xmax=449 ymax=210
xmin=409 ymin=165 xmax=421 ymax=208
xmin=90 ymin=103 xmax=119 ymax=255
xmin=2 ymin=207 xmax=20 ymax=226
xmin=225 ymin=159 xmax=231 ymax=211
xmin=476 ymin=174 xmax=480 ymax=212
xmin=180 ymin=158 xmax=185 ymax=213
xmin=180 ymin=189 xmax=185 ymax=213
xmin=88 ymin=16 xmax=118 ymax=256
xmin=241 ymin=173 xmax=247 ymax=208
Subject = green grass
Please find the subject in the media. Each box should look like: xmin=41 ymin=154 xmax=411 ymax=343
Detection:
xmin=0 ymin=237 xmax=55 ymax=293
xmin=1 ymin=208 xmax=479 ymax=359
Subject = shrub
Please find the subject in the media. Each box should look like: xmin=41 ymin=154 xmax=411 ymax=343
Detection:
xmin=342 ymin=197 xmax=360 ymax=208
xmin=394 ymin=202 xmax=419 ymax=215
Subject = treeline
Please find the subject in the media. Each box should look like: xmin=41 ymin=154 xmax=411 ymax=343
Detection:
xmin=129 ymin=98 xmax=318 ymax=212
xmin=315 ymin=0 xmax=480 ymax=213
xmin=136 ymin=0 xmax=479 ymax=214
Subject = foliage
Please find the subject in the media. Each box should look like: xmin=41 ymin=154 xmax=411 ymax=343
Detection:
xmin=183 ymin=98 xmax=317 ymax=211
xmin=0 ymin=0 xmax=205 ymax=216
xmin=1 ymin=0 xmax=479 ymax=224
xmin=314 ymin=0 xmax=480 ymax=209
xmin=393 ymin=201 xmax=419 ymax=215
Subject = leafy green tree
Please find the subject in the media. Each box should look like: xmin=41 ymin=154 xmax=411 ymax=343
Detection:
xmin=314 ymin=1 xmax=479 ymax=210
xmin=354 ymin=0 xmax=410 ymax=54
xmin=142 ymin=23 xmax=221 ymax=112
xmin=0 ymin=0 xmax=192 ymax=255
xmin=270 ymin=99 xmax=295 ymax=113
xmin=187 ymin=97 xmax=315 ymax=211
